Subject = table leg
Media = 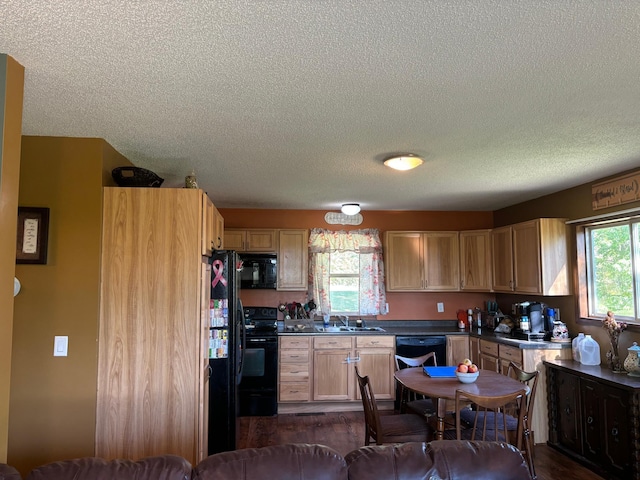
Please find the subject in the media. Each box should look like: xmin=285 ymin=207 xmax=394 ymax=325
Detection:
xmin=435 ymin=397 xmax=446 ymax=440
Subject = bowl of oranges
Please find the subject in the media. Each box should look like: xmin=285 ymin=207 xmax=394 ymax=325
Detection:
xmin=456 ymin=358 xmax=479 ymax=383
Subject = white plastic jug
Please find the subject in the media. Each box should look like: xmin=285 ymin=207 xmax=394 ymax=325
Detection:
xmin=572 ymin=333 xmax=585 ymax=362
xmin=579 ymin=335 xmax=601 ymax=365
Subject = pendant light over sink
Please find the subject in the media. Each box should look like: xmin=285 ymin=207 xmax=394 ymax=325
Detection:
xmin=341 ymin=203 xmax=361 ymax=215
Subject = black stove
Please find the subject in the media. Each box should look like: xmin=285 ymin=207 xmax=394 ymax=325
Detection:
xmin=244 ymin=306 xmax=278 ymax=336
xmin=239 ymin=306 xmax=278 ymax=416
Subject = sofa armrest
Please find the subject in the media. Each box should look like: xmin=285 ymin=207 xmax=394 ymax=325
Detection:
xmin=345 ymin=440 xmax=532 ymax=480
xmin=0 ymin=464 xmax=21 ymax=480
xmin=25 ymin=455 xmax=192 ymax=480
xmin=194 ymin=443 xmax=348 ymax=480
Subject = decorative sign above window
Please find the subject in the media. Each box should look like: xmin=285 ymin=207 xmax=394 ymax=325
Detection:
xmin=592 ymin=171 xmax=640 ymax=211
xmin=324 ymin=212 xmax=363 ymax=225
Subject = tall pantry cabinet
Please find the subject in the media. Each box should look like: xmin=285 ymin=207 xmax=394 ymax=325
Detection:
xmin=96 ymin=187 xmax=219 ymax=464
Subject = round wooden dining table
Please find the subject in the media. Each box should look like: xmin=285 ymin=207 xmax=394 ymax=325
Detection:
xmin=394 ymin=367 xmax=528 ymax=440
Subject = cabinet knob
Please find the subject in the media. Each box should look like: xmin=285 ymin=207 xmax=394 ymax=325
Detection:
xmin=565 ymin=407 xmax=571 ymax=415
xmin=611 ymin=427 xmax=619 ymax=437
xmin=587 ymin=416 xmax=593 ymax=424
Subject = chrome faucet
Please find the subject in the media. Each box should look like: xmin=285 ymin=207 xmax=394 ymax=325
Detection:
xmin=337 ymin=315 xmax=349 ymax=327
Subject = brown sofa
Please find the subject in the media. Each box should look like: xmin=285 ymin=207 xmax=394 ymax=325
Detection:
xmin=11 ymin=440 xmax=531 ymax=480
xmin=0 ymin=464 xmax=21 ymax=480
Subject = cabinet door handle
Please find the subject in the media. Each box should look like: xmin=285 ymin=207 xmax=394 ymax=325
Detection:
xmin=565 ymin=407 xmax=571 ymax=415
xmin=587 ymin=416 xmax=593 ymax=424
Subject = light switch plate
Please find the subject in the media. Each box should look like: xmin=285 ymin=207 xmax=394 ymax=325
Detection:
xmin=437 ymin=302 xmax=444 ymax=313
xmin=54 ymin=336 xmax=68 ymax=357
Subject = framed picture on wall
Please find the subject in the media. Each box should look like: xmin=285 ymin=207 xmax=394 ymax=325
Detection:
xmin=16 ymin=207 xmax=50 ymax=264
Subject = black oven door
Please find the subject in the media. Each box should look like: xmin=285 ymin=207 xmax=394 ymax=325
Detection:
xmin=239 ymin=336 xmax=278 ymax=390
xmin=238 ymin=335 xmax=278 ymax=416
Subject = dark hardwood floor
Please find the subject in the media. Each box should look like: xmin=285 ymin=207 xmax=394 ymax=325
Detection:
xmin=239 ymin=411 xmax=605 ymax=480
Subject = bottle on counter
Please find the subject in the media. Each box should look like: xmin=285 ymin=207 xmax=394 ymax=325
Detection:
xmin=579 ymin=335 xmax=601 ymax=365
xmin=467 ymin=309 xmax=473 ymax=327
xmin=520 ymin=315 xmax=530 ymax=332
xmin=572 ymin=333 xmax=585 ymax=362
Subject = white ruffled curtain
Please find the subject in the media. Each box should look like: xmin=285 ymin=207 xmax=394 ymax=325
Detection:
xmin=308 ymin=228 xmax=387 ymax=316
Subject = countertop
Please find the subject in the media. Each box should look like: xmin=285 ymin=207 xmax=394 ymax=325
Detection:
xmin=278 ymin=320 xmax=570 ymax=350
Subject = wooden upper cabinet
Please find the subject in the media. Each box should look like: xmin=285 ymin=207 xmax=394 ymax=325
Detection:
xmin=277 ymin=229 xmax=308 ymax=291
xmin=213 ymin=206 xmax=224 ymax=250
xmin=223 ymin=229 xmax=277 ymax=252
xmin=512 ymin=220 xmax=542 ymax=294
xmin=384 ymin=231 xmax=459 ymax=291
xmin=424 ymin=232 xmax=459 ymax=291
xmin=201 ymin=193 xmax=224 ymax=255
xmin=491 ymin=226 xmax=514 ymax=292
xmin=201 ymin=193 xmax=214 ymax=256
xmin=492 ymin=218 xmax=569 ymax=295
xmin=384 ymin=232 xmax=423 ymax=290
xmin=459 ymin=230 xmax=492 ymax=291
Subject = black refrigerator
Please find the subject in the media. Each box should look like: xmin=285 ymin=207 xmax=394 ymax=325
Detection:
xmin=208 ymin=250 xmax=245 ymax=455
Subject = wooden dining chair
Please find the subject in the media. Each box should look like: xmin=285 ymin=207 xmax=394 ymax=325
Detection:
xmin=450 ymin=388 xmax=527 ymax=445
xmin=457 ymin=362 xmax=539 ymax=478
xmin=355 ymin=366 xmax=433 ymax=446
xmin=394 ymin=353 xmax=437 ymax=417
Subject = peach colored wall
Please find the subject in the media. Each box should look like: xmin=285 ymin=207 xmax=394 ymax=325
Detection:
xmin=493 ymin=167 xmax=640 ymax=359
xmin=220 ymin=208 xmax=495 ymax=321
xmin=0 ymin=54 xmax=24 ymax=463
xmin=9 ymin=136 xmax=130 ymax=476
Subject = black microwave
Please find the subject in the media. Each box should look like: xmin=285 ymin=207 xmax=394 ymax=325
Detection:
xmin=239 ymin=253 xmax=277 ymax=289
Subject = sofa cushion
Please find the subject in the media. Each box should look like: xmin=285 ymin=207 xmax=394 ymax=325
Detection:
xmin=0 ymin=464 xmax=21 ymax=480
xmin=25 ymin=455 xmax=192 ymax=480
xmin=194 ymin=443 xmax=348 ymax=480
xmin=345 ymin=440 xmax=532 ymax=480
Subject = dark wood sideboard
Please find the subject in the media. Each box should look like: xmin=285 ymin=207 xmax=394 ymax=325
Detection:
xmin=545 ymin=359 xmax=640 ymax=480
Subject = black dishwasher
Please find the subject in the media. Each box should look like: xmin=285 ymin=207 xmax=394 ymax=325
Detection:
xmin=395 ymin=336 xmax=447 ymax=410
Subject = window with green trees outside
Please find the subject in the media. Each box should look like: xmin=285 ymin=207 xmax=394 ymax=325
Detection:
xmin=586 ymin=220 xmax=638 ymax=321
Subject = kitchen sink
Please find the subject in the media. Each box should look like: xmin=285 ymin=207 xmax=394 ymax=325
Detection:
xmin=314 ymin=326 xmax=385 ymax=333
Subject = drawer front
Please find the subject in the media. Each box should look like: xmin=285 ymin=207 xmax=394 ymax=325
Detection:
xmin=280 ymin=350 xmax=310 ymax=364
xmin=280 ymin=336 xmax=311 ymax=349
xmin=314 ymin=336 xmax=353 ymax=349
xmin=499 ymin=344 xmax=522 ymax=363
xmin=280 ymin=363 xmax=309 ymax=382
xmin=279 ymin=382 xmax=310 ymax=402
xmin=479 ymin=339 xmax=499 ymax=356
xmin=356 ymin=335 xmax=394 ymax=348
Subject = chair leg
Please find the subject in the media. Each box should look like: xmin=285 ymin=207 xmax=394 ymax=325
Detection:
xmin=523 ymin=426 xmax=536 ymax=480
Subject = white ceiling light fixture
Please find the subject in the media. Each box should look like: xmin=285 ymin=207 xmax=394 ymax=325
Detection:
xmin=341 ymin=203 xmax=361 ymax=215
xmin=383 ymin=154 xmax=424 ymax=171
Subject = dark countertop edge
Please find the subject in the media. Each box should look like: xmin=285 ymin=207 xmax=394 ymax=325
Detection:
xmin=544 ymin=358 xmax=640 ymax=388
xmin=278 ymin=321 xmax=568 ymax=350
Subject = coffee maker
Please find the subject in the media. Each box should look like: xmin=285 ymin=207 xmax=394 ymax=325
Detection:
xmin=512 ymin=301 xmax=548 ymax=340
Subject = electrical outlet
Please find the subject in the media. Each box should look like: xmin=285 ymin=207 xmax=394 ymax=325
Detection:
xmin=437 ymin=302 xmax=444 ymax=313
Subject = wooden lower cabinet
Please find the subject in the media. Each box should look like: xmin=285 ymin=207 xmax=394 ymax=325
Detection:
xmin=279 ymin=335 xmax=395 ymax=409
xmin=471 ymin=336 xmax=571 ymax=445
xmin=313 ymin=338 xmax=354 ymax=401
xmin=355 ymin=336 xmax=395 ymax=400
xmin=546 ymin=361 xmax=639 ymax=480
xmin=446 ymin=335 xmax=470 ymax=365
xmin=279 ymin=336 xmax=311 ymax=402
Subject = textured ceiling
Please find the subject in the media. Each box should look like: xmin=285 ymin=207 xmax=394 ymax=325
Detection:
xmin=2 ymin=1 xmax=640 ymax=211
